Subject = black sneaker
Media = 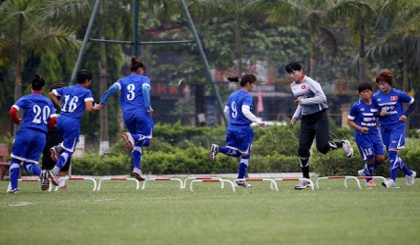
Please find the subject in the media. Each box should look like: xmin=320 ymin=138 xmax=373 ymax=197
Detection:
xmin=7 ymin=188 xmax=20 ymax=194
xmin=234 ymin=180 xmax=252 ymax=188
xmin=207 ymin=144 xmax=219 ymax=162
xmin=40 ymin=170 xmax=50 ymax=191
xmin=295 ymin=178 xmax=311 ymax=190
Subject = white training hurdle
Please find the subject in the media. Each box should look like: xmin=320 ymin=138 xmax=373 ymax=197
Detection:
xmin=316 ymin=176 xmax=362 ymax=189
xmin=273 ymin=178 xmax=315 ymax=191
xmin=235 ymin=178 xmax=279 ymax=191
xmin=189 ymin=179 xmax=235 ymax=192
xmin=54 ymin=176 xmax=97 ymax=191
xmin=15 ymin=178 xmax=53 ymax=192
xmin=97 ymin=177 xmax=140 ymax=191
xmin=142 ymin=177 xmax=183 ymax=190
xmin=182 ymin=176 xmax=225 ymax=189
xmin=356 ymin=176 xmax=387 ymax=186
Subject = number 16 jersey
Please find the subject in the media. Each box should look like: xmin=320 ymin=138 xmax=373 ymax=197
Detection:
xmin=52 ymin=84 xmax=94 ymax=120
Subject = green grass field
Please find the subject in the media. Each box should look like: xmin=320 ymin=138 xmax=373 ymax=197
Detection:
xmin=1 ymin=177 xmax=419 ymax=245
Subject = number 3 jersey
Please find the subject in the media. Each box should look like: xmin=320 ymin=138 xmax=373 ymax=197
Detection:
xmin=115 ymin=74 xmax=151 ymax=111
xmin=348 ymin=99 xmax=378 ymax=136
xmin=12 ymin=93 xmax=57 ymax=133
xmin=52 ymin=84 xmax=94 ymax=120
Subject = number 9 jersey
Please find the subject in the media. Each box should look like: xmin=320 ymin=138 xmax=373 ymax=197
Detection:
xmin=12 ymin=93 xmax=57 ymax=133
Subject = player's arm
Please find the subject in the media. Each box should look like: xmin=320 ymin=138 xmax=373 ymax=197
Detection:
xmin=291 ymin=105 xmax=302 ymax=125
xmin=85 ymin=97 xmax=101 ymax=112
xmin=224 ymin=105 xmax=229 ymax=121
xmin=300 ymin=80 xmax=327 ymax=105
xmin=49 ymin=90 xmax=62 ymax=108
xmin=142 ymin=83 xmax=153 ymax=114
xmin=9 ymin=105 xmax=21 ymax=124
xmin=241 ymin=97 xmax=265 ymax=127
xmin=100 ymin=82 xmax=121 ymax=105
xmin=403 ymin=98 xmax=416 ymax=117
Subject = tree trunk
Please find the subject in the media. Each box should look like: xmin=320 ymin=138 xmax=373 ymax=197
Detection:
xmin=358 ymin=23 xmax=366 ymax=83
xmin=234 ymin=0 xmax=243 ymax=76
xmin=310 ymin=33 xmax=317 ymax=79
xmin=195 ymin=84 xmax=205 ymax=127
xmin=402 ymin=57 xmax=410 ymax=136
xmin=13 ymin=48 xmax=22 ymax=135
xmin=99 ymin=7 xmax=109 ymax=155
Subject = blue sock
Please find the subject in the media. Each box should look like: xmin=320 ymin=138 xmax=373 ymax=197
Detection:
xmin=131 ymin=134 xmax=148 ymax=146
xmin=23 ymin=162 xmax=41 ymax=177
xmin=132 ymin=145 xmax=143 ymax=170
xmin=219 ymin=146 xmax=241 ymax=157
xmin=55 ymin=150 xmax=72 ymax=170
xmin=237 ymin=155 xmax=250 ymax=179
xmin=363 ymin=162 xmax=374 ymax=181
xmin=398 ymin=157 xmax=413 ymax=176
xmin=388 ymin=151 xmax=399 ymax=181
xmin=9 ymin=159 xmax=20 ymax=190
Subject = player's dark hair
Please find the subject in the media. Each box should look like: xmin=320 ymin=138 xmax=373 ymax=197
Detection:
xmin=31 ymin=74 xmax=45 ymax=90
xmin=357 ymin=82 xmax=373 ymax=93
xmin=285 ymin=62 xmax=303 ymax=73
xmin=49 ymin=82 xmax=65 ymax=92
xmin=130 ymin=56 xmax=145 ymax=72
xmin=375 ymin=69 xmax=394 ymax=86
xmin=227 ymin=74 xmax=257 ymax=87
xmin=77 ymin=69 xmax=92 ymax=84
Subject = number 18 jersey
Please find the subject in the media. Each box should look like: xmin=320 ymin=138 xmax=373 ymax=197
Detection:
xmin=52 ymin=84 xmax=94 ymax=120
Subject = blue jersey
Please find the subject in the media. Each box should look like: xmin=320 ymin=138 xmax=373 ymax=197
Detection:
xmin=116 ymin=74 xmax=151 ymax=111
xmin=53 ymin=84 xmax=93 ymax=120
xmin=348 ymin=99 xmax=379 ymax=136
xmin=372 ymin=88 xmax=414 ymax=125
xmin=12 ymin=93 xmax=57 ymax=133
xmin=227 ymin=90 xmax=253 ymax=125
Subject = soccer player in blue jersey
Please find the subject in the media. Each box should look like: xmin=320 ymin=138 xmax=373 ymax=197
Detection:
xmin=99 ymin=56 xmax=154 ymax=181
xmin=347 ymin=82 xmax=385 ymax=187
xmin=8 ymin=74 xmax=57 ymax=193
xmin=372 ymin=69 xmax=416 ymax=188
xmin=285 ymin=61 xmax=354 ymax=190
xmin=208 ymin=74 xmax=265 ymax=188
xmin=48 ymin=69 xmax=102 ymax=186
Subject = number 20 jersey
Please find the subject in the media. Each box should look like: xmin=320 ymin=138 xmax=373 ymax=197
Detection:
xmin=12 ymin=94 xmax=57 ymax=133
xmin=53 ymin=84 xmax=94 ymax=120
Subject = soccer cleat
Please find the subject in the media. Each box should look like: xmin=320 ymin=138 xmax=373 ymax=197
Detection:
xmin=7 ymin=188 xmax=19 ymax=194
xmin=295 ymin=178 xmax=312 ymax=190
xmin=121 ymin=132 xmax=134 ymax=151
xmin=406 ymin=171 xmax=416 ymax=187
xmin=358 ymin=169 xmax=374 ymax=185
xmin=341 ymin=140 xmax=354 ymax=158
xmin=132 ymin=168 xmax=147 ymax=181
xmin=366 ymin=180 xmax=376 ymax=187
xmin=382 ymin=179 xmax=398 ymax=188
xmin=207 ymin=144 xmax=219 ymax=162
xmin=40 ymin=170 xmax=50 ymax=191
xmin=234 ymin=180 xmax=252 ymax=188
xmin=49 ymin=146 xmax=63 ymax=162
xmin=48 ymin=171 xmax=60 ymax=186
xmin=59 ymin=184 xmax=68 ymax=189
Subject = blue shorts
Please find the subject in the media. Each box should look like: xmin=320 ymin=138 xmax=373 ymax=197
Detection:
xmin=225 ymin=124 xmax=253 ymax=154
xmin=355 ymin=133 xmax=384 ymax=160
xmin=380 ymin=122 xmax=405 ymax=150
xmin=57 ymin=116 xmax=80 ymax=152
xmin=123 ymin=109 xmax=154 ymax=137
xmin=11 ymin=128 xmax=46 ymax=164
